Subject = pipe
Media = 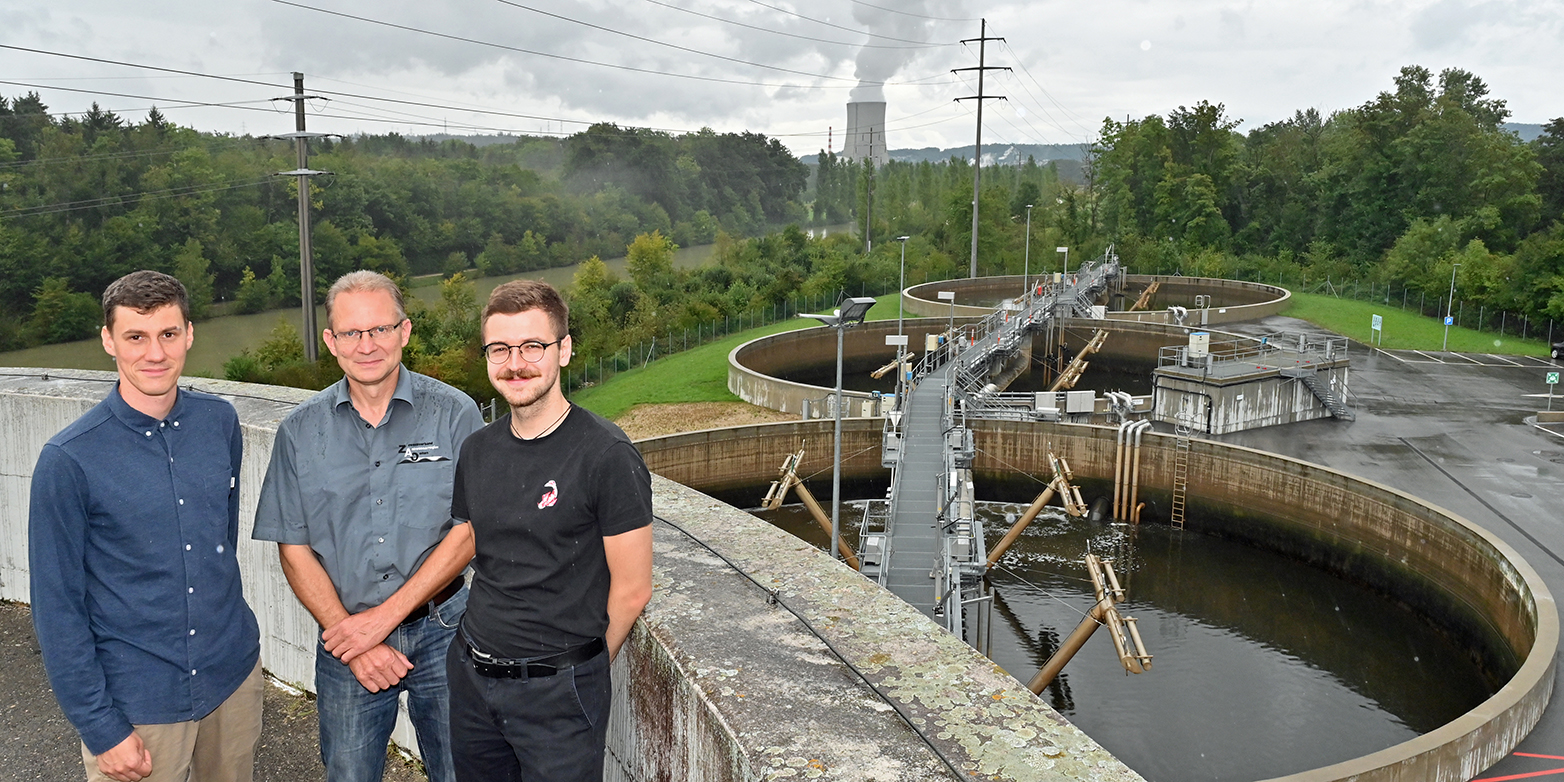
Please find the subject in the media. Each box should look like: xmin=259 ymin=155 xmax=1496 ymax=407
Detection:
xmin=1113 ymin=420 xmax=1129 ymax=520
xmin=792 ymin=479 xmax=861 ymax=570
xmin=1128 ymin=420 xmax=1151 ymax=525
xmin=1027 ymin=598 xmax=1111 ymax=694
xmin=985 ymin=483 xmax=1058 ymax=569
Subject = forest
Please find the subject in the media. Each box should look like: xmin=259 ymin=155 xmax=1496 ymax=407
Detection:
xmin=4 ymin=65 xmax=1562 ymax=401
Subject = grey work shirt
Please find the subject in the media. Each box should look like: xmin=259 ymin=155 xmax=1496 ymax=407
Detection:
xmin=253 ymin=366 xmax=484 ymax=614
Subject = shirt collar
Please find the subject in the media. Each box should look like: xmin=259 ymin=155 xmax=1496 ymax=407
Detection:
xmin=331 ymin=364 xmax=414 ymax=412
xmin=105 ymin=382 xmax=185 ymax=431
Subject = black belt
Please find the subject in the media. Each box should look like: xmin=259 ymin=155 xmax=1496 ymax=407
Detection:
xmin=400 ymin=575 xmax=464 ymax=625
xmin=462 ymin=630 xmax=605 ymax=679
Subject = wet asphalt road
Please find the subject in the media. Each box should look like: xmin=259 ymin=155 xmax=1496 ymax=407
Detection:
xmin=0 ymin=601 xmax=426 ymax=782
xmin=1217 ymin=316 xmax=1564 ymax=780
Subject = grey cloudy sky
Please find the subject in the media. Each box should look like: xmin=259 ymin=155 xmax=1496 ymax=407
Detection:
xmin=1 ymin=0 xmax=1559 ymax=156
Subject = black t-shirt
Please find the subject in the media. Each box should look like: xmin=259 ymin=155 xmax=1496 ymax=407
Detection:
xmin=452 ymin=404 xmax=652 ymax=658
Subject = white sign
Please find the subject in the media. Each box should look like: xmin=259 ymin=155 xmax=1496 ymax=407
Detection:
xmin=885 ymin=335 xmax=909 ymax=346
xmin=937 ymin=291 xmax=956 ymax=301
xmin=1371 ymin=314 xmax=1383 ymax=331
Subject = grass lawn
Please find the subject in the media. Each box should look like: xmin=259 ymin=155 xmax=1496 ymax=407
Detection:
xmin=570 ymin=294 xmax=901 ymax=420
xmin=1283 ymin=291 xmax=1553 ymax=356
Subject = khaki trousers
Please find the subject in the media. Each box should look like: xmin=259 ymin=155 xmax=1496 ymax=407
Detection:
xmin=81 ymin=660 xmax=264 ymax=782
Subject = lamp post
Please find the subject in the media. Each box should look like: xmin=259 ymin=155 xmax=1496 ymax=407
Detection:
xmin=802 ymin=296 xmax=878 ymax=565
xmin=938 ymin=290 xmax=956 ymax=334
xmin=1023 ymin=204 xmax=1034 ymax=295
xmin=896 ymin=235 xmax=911 ymax=339
xmin=1443 ymin=263 xmax=1461 ymax=352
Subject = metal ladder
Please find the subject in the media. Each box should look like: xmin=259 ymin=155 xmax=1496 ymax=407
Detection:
xmin=1170 ymin=417 xmax=1192 ymax=530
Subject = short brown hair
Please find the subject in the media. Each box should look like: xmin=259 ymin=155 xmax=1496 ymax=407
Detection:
xmin=102 ymin=270 xmax=189 ymax=329
xmin=482 ymin=280 xmax=568 ymax=340
xmin=325 ymin=270 xmax=406 ymax=329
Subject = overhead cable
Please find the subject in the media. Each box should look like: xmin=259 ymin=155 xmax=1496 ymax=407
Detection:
xmin=273 ymin=0 xmax=930 ymax=90
xmin=739 ymin=0 xmax=938 ymax=44
xmin=847 ymin=0 xmax=980 ymax=23
xmin=642 ymin=0 xmax=948 ymax=49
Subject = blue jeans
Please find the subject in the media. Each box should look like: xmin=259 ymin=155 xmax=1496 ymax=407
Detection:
xmin=315 ymin=586 xmax=466 ymax=782
xmin=446 ymin=637 xmax=612 ymax=782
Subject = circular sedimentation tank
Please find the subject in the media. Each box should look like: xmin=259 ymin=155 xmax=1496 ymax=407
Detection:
xmin=637 ymin=416 xmax=1555 ymax=782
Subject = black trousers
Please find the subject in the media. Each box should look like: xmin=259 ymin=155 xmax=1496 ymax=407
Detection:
xmin=445 ymin=639 xmax=612 ymax=782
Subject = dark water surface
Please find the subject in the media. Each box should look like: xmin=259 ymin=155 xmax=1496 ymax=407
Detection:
xmin=749 ymin=501 xmax=1496 ymax=782
xmin=775 ymin=355 xmax=1157 ymax=396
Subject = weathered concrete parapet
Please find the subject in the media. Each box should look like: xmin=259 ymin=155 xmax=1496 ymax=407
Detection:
xmin=901 ymin=275 xmax=1290 ymax=325
xmin=617 ymin=475 xmax=1145 ymax=781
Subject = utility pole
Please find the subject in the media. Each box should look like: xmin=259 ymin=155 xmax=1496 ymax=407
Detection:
xmin=269 ymin=73 xmax=333 ymax=362
xmin=953 ymin=19 xmax=1008 ymax=279
xmin=864 ymin=129 xmax=874 ymax=254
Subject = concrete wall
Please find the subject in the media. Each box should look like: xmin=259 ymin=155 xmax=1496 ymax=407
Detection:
xmin=642 ymin=418 xmax=1557 ymax=782
xmin=0 ymin=370 xmax=1144 ymax=782
xmin=728 ymin=319 xmax=973 ymax=417
xmin=902 ymin=275 xmax=1291 ymax=325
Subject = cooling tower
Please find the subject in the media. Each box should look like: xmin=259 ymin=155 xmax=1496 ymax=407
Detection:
xmin=844 ymin=102 xmax=888 ymax=166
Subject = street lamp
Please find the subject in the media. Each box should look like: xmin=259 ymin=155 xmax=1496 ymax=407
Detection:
xmin=896 ymin=235 xmax=911 ymax=339
xmin=938 ymin=290 xmax=956 ymax=334
xmin=802 ymin=296 xmax=878 ymax=565
xmin=1057 ymin=246 xmax=1069 ymax=279
xmin=1443 ymin=263 xmax=1461 ymax=352
xmin=1023 ymin=204 xmax=1034 ymax=295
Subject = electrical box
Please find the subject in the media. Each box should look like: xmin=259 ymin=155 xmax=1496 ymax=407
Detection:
xmin=1188 ymin=332 xmax=1210 ymax=359
xmin=1066 ymin=390 xmax=1095 ymax=414
xmin=925 ymin=333 xmax=940 ymax=353
xmin=1091 ymin=305 xmax=1107 ymax=319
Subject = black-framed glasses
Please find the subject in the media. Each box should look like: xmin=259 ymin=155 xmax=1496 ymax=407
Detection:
xmin=484 ymin=338 xmax=563 ymax=364
xmin=330 ymin=320 xmax=406 ymax=343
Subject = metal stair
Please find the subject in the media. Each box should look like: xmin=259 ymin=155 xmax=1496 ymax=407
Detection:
xmin=1296 ymin=372 xmax=1356 ymax=421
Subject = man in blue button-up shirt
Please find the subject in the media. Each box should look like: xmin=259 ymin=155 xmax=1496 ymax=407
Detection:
xmin=30 ymin=271 xmax=263 ymax=782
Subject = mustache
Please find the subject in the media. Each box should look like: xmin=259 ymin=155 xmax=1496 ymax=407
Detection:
xmin=495 ymin=366 xmax=543 ymax=381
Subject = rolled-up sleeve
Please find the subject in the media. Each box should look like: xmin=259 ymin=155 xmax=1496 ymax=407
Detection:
xmin=252 ymin=423 xmax=309 ymax=545
xmin=29 ymin=445 xmax=132 ymax=755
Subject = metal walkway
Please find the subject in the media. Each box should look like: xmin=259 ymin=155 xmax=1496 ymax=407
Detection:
xmin=880 ymin=365 xmax=950 ymax=619
xmin=870 ymin=253 xmax=1123 ymax=642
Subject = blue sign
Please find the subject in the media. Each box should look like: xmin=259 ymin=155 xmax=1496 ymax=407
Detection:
xmin=1444 ymin=316 xmax=1453 ymax=326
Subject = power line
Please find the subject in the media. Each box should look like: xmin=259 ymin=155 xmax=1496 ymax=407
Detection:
xmin=0 ymin=44 xmax=287 ymax=90
xmin=1 ymin=176 xmax=276 ymax=220
xmin=491 ymin=0 xmax=903 ymax=80
xmin=273 ymin=0 xmax=926 ymax=90
xmin=997 ymin=39 xmax=1095 ymax=140
xmin=641 ymin=0 xmax=948 ymax=49
xmin=739 ymin=0 xmax=936 ymax=45
xmin=847 ymin=0 xmax=979 ymax=23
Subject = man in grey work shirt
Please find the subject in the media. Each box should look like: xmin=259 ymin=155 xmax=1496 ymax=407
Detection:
xmin=253 ymin=270 xmax=483 ymax=782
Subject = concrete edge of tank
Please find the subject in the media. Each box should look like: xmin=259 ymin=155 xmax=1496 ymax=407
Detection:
xmin=902 ymin=275 xmax=1291 ymax=324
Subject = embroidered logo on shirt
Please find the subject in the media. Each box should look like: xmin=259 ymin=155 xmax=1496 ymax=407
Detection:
xmin=397 ymin=443 xmax=449 ymax=463
xmin=538 ymin=480 xmax=559 ymax=509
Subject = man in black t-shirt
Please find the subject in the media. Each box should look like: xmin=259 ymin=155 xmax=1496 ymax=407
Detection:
xmin=447 ymin=279 xmax=653 ymax=782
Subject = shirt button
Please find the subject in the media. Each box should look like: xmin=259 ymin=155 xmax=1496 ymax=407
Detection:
xmin=376 ymin=498 xmax=383 ymax=505
xmin=173 ymin=421 xmax=179 ymax=427
xmin=188 ymin=587 xmax=194 ymax=594
xmin=375 ymin=461 xmax=381 ymax=467
xmin=382 ymin=574 xmax=390 ymax=580
xmin=185 ymin=544 xmax=192 ymax=551
xmin=178 ymin=499 xmax=184 ymax=505
xmin=378 ymin=537 xmax=385 ymax=543
xmin=189 ymin=629 xmax=195 ymax=636
xmin=145 ymin=431 xmax=152 ymax=437
xmin=159 ymin=422 xmax=165 ymax=428
xmin=191 ymin=669 xmax=197 ymax=676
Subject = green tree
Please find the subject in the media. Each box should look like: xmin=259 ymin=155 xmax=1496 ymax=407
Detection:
xmin=29 ymin=277 xmax=100 ymax=344
xmin=625 ymin=230 xmax=678 ymax=292
xmin=172 ymin=238 xmax=215 ymax=320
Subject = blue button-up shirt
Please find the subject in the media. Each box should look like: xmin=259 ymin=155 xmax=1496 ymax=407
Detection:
xmin=253 ymin=367 xmax=483 ymax=614
xmin=29 ymin=385 xmax=260 ymax=755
